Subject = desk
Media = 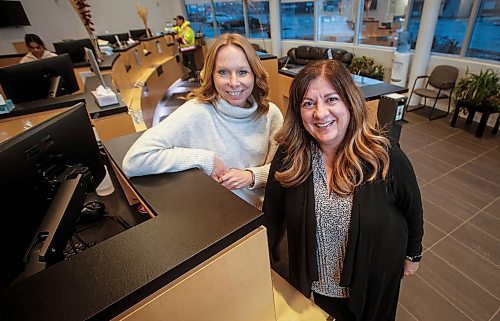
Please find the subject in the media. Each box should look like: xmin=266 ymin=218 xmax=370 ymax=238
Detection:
xmin=0 ymin=130 xmax=266 ymax=320
xmin=0 ymin=128 xmax=329 ymax=321
xmin=0 ymin=74 xmax=133 ymax=141
xmin=110 ymin=35 xmax=186 ymax=129
xmin=257 ymin=52 xmax=280 ymax=109
xmin=0 ymin=34 xmax=190 ymax=138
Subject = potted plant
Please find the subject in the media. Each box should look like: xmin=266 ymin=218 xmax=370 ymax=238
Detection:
xmin=454 ymin=69 xmax=499 ymax=113
xmin=348 ymin=56 xmax=384 ymax=81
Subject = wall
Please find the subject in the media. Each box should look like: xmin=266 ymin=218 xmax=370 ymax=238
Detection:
xmin=0 ymin=0 xmax=86 ymax=53
xmin=0 ymin=0 xmax=183 ymax=54
xmin=89 ymin=0 xmax=183 ymax=36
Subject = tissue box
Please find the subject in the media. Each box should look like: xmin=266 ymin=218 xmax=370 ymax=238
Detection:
xmin=0 ymin=99 xmax=14 ymax=114
xmin=92 ymin=87 xmax=119 ymax=107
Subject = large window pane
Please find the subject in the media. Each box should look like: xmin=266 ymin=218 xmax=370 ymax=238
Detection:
xmin=467 ymin=0 xmax=500 ymax=61
xmin=358 ymin=0 xmax=406 ymax=47
xmin=408 ymin=0 xmax=468 ymax=55
xmin=281 ymin=1 xmax=314 ymax=40
xmin=213 ymin=1 xmax=245 ymax=35
xmin=247 ymin=0 xmax=270 ymax=38
xmin=318 ymin=0 xmax=355 ymax=42
xmin=185 ymin=2 xmax=215 ymax=38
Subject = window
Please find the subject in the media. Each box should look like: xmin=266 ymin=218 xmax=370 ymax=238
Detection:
xmin=185 ymin=1 xmax=215 ymax=38
xmin=187 ymin=0 xmax=269 ymax=38
xmin=213 ymin=1 xmax=245 ymax=35
xmin=358 ymin=0 xmax=407 ymax=47
xmin=318 ymin=0 xmax=355 ymax=43
xmin=467 ymin=0 xmax=500 ymax=61
xmin=408 ymin=0 xmax=468 ymax=55
xmin=247 ymin=0 xmax=270 ymax=39
xmin=281 ymin=0 xmax=314 ymax=40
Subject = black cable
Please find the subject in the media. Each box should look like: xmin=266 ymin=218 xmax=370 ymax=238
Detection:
xmin=103 ymin=214 xmax=131 ymax=230
xmin=115 ymin=214 xmax=132 ymax=229
xmin=75 ymin=215 xmax=113 ymax=233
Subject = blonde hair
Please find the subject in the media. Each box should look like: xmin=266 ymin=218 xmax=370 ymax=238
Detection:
xmin=275 ymin=60 xmax=390 ymax=196
xmin=187 ymin=33 xmax=270 ymax=117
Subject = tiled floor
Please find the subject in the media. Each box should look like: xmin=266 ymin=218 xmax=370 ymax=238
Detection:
xmin=396 ymin=111 xmax=500 ymax=321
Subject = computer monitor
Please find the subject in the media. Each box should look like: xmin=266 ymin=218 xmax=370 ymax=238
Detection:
xmin=98 ymin=33 xmax=128 ymax=45
xmin=0 ymin=1 xmax=31 ymax=27
xmin=84 ymin=47 xmax=107 ymax=88
xmin=53 ymin=38 xmax=96 ymax=64
xmin=0 ymin=103 xmax=106 ymax=288
xmin=0 ymin=54 xmax=79 ymax=103
xmin=129 ymin=29 xmax=149 ymax=40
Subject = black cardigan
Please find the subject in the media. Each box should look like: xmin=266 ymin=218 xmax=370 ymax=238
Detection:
xmin=263 ymin=143 xmax=423 ymax=321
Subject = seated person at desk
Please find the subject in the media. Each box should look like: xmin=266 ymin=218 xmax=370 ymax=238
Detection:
xmin=173 ymin=15 xmax=197 ymax=82
xmin=122 ymin=34 xmax=283 ymax=210
xmin=20 ymin=34 xmax=57 ymax=64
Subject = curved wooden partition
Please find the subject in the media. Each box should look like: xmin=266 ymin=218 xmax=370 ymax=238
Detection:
xmin=111 ymin=34 xmax=184 ymax=130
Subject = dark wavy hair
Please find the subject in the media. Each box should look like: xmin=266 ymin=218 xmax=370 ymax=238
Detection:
xmin=275 ymin=60 xmax=390 ymax=195
xmin=24 ymin=34 xmax=46 ymax=49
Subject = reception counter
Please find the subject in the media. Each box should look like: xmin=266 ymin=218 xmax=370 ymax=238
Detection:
xmin=0 ymin=34 xmax=188 ymax=140
xmin=0 ymin=131 xmax=265 ymax=320
xmin=0 ymin=129 xmax=328 ymax=321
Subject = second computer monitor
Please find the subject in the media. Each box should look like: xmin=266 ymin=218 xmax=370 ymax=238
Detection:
xmin=0 ymin=54 xmax=79 ymax=103
xmin=129 ymin=29 xmax=150 ymax=40
xmin=98 ymin=33 xmax=128 ymax=45
xmin=53 ymin=38 xmax=96 ymax=64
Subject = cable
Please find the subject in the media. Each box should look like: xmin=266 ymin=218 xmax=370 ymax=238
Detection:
xmin=75 ymin=215 xmax=113 ymax=233
xmin=115 ymin=215 xmax=132 ymax=229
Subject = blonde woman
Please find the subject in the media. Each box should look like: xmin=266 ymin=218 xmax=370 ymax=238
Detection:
xmin=264 ymin=60 xmax=423 ymax=321
xmin=123 ymin=33 xmax=283 ymax=209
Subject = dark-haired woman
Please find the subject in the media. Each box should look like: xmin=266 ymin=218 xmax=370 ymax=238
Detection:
xmin=20 ymin=34 xmax=56 ymax=64
xmin=264 ymin=60 xmax=423 ymax=321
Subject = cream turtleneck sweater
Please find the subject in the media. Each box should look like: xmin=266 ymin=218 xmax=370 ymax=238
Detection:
xmin=122 ymin=97 xmax=283 ymax=209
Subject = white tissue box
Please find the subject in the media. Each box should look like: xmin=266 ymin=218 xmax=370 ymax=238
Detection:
xmin=92 ymin=86 xmax=119 ymax=107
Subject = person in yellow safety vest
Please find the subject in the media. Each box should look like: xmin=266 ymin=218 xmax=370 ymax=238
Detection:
xmin=173 ymin=15 xmax=197 ymax=82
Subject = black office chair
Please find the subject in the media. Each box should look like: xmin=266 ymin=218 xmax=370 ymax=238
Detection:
xmin=406 ymin=65 xmax=459 ymax=120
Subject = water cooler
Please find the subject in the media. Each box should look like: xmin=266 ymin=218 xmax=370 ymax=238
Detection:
xmin=390 ymin=52 xmax=411 ymax=87
xmin=390 ymin=31 xmax=411 ymax=87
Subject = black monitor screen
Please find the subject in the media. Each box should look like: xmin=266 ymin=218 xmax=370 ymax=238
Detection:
xmin=0 ymin=54 xmax=79 ymax=104
xmin=0 ymin=103 xmax=105 ymax=288
xmin=53 ymin=38 xmax=96 ymax=64
xmin=0 ymin=1 xmax=31 ymax=27
xmin=129 ymin=29 xmax=148 ymax=40
xmin=98 ymin=33 xmax=129 ymax=45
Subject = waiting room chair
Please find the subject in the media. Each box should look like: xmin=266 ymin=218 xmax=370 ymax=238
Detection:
xmin=405 ymin=65 xmax=459 ymax=120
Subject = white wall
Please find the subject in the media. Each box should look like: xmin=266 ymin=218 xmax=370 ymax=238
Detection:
xmin=0 ymin=0 xmax=87 ymax=53
xmin=89 ymin=0 xmax=183 ymax=36
xmin=0 ymin=0 xmax=184 ymax=54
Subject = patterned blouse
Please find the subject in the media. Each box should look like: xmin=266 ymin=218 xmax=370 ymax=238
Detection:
xmin=310 ymin=143 xmax=353 ymax=298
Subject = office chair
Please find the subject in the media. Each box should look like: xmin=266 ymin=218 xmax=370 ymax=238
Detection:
xmin=406 ymin=65 xmax=458 ymax=120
